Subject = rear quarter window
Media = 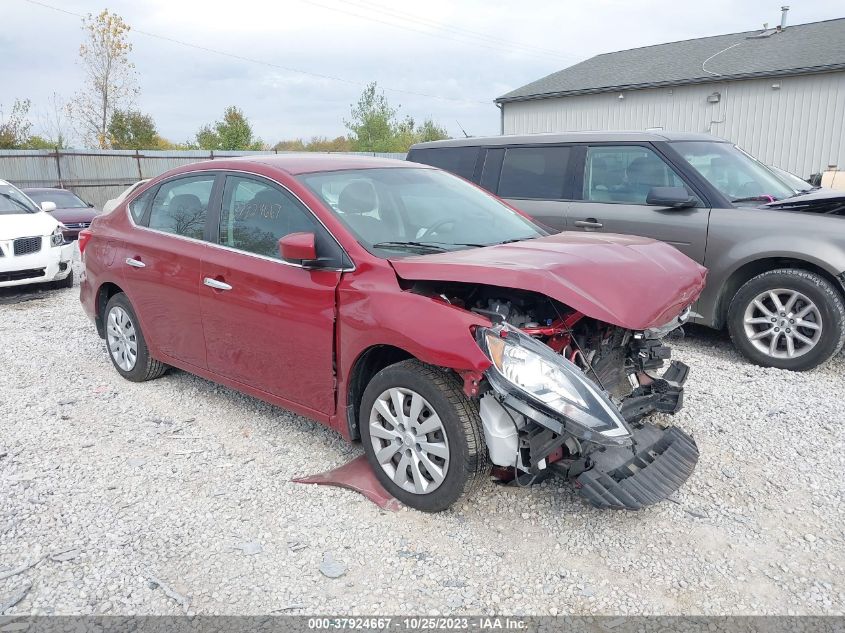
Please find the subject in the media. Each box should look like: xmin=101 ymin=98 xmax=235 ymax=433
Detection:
xmin=407 ymin=147 xmax=480 ymax=180
xmin=127 ymin=189 xmax=151 ymax=222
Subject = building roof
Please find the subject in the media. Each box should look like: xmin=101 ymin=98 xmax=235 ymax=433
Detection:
xmin=497 ymin=18 xmax=845 ymax=103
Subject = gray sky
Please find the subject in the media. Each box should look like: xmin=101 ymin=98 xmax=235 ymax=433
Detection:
xmin=2 ymin=0 xmax=843 ymax=146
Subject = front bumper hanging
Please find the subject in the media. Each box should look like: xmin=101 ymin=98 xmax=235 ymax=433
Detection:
xmin=574 ymin=422 xmax=699 ymax=510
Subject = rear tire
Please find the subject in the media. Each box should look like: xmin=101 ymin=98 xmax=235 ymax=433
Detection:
xmin=360 ymin=360 xmax=489 ymax=512
xmin=103 ymin=293 xmax=168 ymax=382
xmin=727 ymin=268 xmax=845 ymax=371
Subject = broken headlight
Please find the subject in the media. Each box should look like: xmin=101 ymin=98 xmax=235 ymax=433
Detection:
xmin=478 ymin=326 xmax=631 ymax=444
xmin=50 ymin=226 xmax=65 ymax=247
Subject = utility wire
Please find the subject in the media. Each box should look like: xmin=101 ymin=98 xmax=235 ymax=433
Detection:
xmin=344 ymin=0 xmax=572 ymax=60
xmin=18 ymin=0 xmax=491 ymax=106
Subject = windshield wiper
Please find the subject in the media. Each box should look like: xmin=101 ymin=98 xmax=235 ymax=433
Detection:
xmin=731 ymin=195 xmax=778 ymax=204
xmin=372 ymin=241 xmax=448 ymax=253
xmin=0 ymin=192 xmax=34 ymax=212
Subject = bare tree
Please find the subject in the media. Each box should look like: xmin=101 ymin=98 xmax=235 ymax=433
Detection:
xmin=69 ymin=9 xmax=138 ymax=148
xmin=36 ymin=92 xmax=71 ymax=148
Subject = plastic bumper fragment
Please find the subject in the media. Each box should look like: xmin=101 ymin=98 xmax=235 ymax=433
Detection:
xmin=575 ymin=424 xmax=699 ymax=510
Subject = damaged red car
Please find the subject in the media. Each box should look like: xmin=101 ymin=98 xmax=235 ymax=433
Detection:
xmin=79 ymin=155 xmax=707 ymax=512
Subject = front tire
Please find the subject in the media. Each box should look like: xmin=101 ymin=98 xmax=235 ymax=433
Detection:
xmin=104 ymin=293 xmax=168 ymax=382
xmin=360 ymin=360 xmax=489 ymax=512
xmin=727 ymin=269 xmax=845 ymax=371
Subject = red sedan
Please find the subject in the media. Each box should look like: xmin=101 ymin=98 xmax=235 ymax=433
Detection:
xmin=79 ymin=155 xmax=706 ymax=512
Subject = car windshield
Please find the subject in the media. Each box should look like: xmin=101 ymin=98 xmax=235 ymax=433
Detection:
xmin=25 ymin=189 xmax=89 ymax=208
xmin=671 ymin=141 xmax=794 ymax=205
xmin=0 ymin=183 xmax=39 ymax=215
xmin=298 ymin=167 xmax=546 ymax=256
xmin=768 ymin=166 xmax=815 ymax=194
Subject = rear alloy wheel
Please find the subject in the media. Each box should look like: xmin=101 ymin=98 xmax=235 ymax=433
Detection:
xmin=104 ymin=293 xmax=168 ymax=382
xmin=728 ymin=269 xmax=845 ymax=371
xmin=360 ymin=360 xmax=489 ymax=512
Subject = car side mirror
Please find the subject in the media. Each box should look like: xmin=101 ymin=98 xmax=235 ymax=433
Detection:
xmin=87 ymin=201 xmax=94 ymax=208
xmin=646 ymin=186 xmax=697 ymax=209
xmin=279 ymin=232 xmax=318 ymax=265
xmin=40 ymin=201 xmax=57 ymax=212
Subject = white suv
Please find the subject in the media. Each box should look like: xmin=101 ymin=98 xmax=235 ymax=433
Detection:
xmin=0 ymin=179 xmax=75 ymax=288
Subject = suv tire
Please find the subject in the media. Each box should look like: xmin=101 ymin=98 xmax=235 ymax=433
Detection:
xmin=728 ymin=268 xmax=845 ymax=371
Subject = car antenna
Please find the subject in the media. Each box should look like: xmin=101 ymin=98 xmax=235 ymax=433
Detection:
xmin=456 ymin=120 xmax=470 ymax=138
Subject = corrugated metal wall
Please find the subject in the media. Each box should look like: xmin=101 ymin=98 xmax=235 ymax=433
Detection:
xmin=502 ymin=71 xmax=845 ymax=178
xmin=0 ymin=150 xmax=407 ymax=208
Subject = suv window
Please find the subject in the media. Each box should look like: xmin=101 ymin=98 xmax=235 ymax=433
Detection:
xmin=498 ymin=146 xmax=570 ymax=199
xmin=219 ymin=176 xmax=320 ymax=259
xmin=583 ymin=146 xmax=688 ymax=205
xmin=146 ymin=175 xmax=215 ymax=238
xmin=408 ymin=147 xmax=479 ymax=180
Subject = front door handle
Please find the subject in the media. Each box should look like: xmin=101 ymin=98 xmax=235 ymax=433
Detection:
xmin=203 ymin=277 xmax=232 ymax=291
xmin=125 ymin=257 xmax=146 ymax=268
xmin=574 ymin=219 xmax=604 ymax=229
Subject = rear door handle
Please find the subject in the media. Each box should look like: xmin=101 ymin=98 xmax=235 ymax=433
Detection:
xmin=203 ymin=277 xmax=232 ymax=291
xmin=125 ymin=258 xmax=146 ymax=268
xmin=574 ymin=219 xmax=604 ymax=229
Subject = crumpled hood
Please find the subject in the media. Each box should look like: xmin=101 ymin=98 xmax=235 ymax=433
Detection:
xmin=0 ymin=211 xmax=59 ymax=241
xmin=389 ymin=232 xmax=707 ymax=331
xmin=764 ymin=189 xmax=845 ymax=215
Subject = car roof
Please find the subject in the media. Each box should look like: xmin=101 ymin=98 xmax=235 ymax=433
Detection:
xmin=410 ymin=130 xmax=727 ymax=150
xmin=21 ymin=187 xmax=76 ymax=193
xmin=226 ymin=153 xmax=422 ymax=175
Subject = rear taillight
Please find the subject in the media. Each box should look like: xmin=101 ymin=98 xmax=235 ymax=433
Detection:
xmin=78 ymin=229 xmax=93 ymax=255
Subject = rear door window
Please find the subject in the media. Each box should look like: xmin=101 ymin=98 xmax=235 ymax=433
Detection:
xmin=498 ymin=146 xmax=570 ymax=200
xmin=408 ymin=147 xmax=480 ymax=180
xmin=145 ymin=175 xmax=215 ymax=239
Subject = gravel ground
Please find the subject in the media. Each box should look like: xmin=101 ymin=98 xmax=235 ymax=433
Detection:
xmin=1 ymin=269 xmax=843 ymax=617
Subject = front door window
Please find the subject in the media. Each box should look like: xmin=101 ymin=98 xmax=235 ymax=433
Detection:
xmin=583 ymin=146 xmax=693 ymax=205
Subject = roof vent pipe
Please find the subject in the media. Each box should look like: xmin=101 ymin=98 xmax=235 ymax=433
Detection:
xmin=780 ymin=6 xmax=789 ymax=30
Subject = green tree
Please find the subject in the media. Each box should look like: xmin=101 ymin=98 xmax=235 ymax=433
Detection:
xmin=273 ymin=136 xmax=353 ymax=152
xmin=195 ymin=106 xmax=264 ymax=151
xmin=345 ymin=83 xmax=450 ymax=152
xmin=0 ymin=99 xmax=33 ymax=149
xmin=108 ymin=109 xmax=158 ymax=149
xmin=344 ymin=82 xmax=399 ymax=152
xmin=416 ymin=118 xmax=449 ymax=143
xmin=69 ymin=10 xmax=138 ymax=148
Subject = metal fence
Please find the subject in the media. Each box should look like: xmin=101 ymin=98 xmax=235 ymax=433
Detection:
xmin=0 ymin=149 xmax=408 ymax=208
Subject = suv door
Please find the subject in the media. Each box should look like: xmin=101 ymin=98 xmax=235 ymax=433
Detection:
xmin=568 ymin=144 xmax=710 ymax=263
xmin=494 ymin=145 xmax=575 ymax=232
xmin=121 ymin=173 xmax=217 ymax=369
xmin=200 ymin=174 xmax=343 ymax=416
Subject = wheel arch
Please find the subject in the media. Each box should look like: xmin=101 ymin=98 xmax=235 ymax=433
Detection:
xmin=344 ymin=344 xmax=415 ymax=441
xmin=715 ymin=257 xmax=845 ymax=329
xmin=95 ymin=281 xmax=126 ymax=338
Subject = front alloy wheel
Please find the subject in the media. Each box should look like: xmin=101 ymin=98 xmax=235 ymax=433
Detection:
xmin=728 ymin=269 xmax=845 ymax=371
xmin=360 ymin=360 xmax=489 ymax=512
xmin=742 ymin=288 xmax=822 ymax=359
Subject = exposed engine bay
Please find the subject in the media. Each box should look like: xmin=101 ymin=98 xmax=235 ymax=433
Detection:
xmin=412 ymin=281 xmax=699 ymax=510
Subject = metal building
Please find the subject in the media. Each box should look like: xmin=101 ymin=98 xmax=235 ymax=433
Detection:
xmin=495 ymin=13 xmax=845 ymax=179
